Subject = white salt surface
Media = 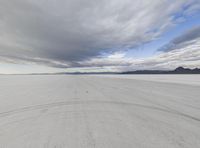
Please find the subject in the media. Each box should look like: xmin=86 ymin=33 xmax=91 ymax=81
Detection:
xmin=94 ymin=74 xmax=200 ymax=86
xmin=0 ymin=75 xmax=200 ymax=148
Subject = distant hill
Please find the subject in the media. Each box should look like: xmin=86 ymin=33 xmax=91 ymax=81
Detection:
xmin=2 ymin=67 xmax=199 ymax=75
xmin=121 ymin=67 xmax=200 ymax=74
xmin=61 ymin=67 xmax=200 ymax=75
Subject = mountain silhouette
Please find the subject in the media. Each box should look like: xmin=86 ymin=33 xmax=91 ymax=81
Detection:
xmin=122 ymin=67 xmax=200 ymax=74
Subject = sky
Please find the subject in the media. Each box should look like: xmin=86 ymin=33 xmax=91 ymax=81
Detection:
xmin=0 ymin=0 xmax=200 ymax=74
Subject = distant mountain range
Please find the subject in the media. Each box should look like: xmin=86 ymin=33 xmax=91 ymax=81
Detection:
xmin=2 ymin=67 xmax=199 ymax=75
xmin=121 ymin=67 xmax=200 ymax=74
xmin=59 ymin=67 xmax=200 ymax=74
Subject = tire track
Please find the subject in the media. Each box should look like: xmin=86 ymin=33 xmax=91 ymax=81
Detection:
xmin=0 ymin=100 xmax=200 ymax=122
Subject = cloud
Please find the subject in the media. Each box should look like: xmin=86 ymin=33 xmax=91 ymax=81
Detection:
xmin=0 ymin=0 xmax=199 ymax=69
xmin=159 ymin=26 xmax=200 ymax=52
xmin=81 ymin=36 xmax=200 ymax=71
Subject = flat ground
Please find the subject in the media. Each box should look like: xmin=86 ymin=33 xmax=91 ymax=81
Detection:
xmin=0 ymin=75 xmax=200 ymax=148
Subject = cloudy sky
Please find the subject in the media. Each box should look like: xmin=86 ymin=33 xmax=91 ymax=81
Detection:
xmin=0 ymin=0 xmax=200 ymax=73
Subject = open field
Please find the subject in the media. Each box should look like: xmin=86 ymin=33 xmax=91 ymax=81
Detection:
xmin=0 ymin=75 xmax=200 ymax=148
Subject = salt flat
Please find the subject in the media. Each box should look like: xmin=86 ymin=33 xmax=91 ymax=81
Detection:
xmin=94 ymin=74 xmax=200 ymax=86
xmin=0 ymin=75 xmax=200 ymax=148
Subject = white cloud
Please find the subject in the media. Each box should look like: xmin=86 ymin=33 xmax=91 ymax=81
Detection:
xmin=81 ymin=37 xmax=200 ymax=71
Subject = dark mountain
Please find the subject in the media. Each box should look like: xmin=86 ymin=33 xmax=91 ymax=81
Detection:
xmin=173 ymin=67 xmax=190 ymax=73
xmin=172 ymin=67 xmax=200 ymax=74
xmin=121 ymin=67 xmax=200 ymax=74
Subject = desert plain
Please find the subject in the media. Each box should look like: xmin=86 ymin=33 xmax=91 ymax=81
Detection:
xmin=0 ymin=75 xmax=200 ymax=148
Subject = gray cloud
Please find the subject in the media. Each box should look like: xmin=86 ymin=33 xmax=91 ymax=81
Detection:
xmin=0 ymin=0 xmax=199 ymax=68
xmin=159 ymin=26 xmax=200 ymax=52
